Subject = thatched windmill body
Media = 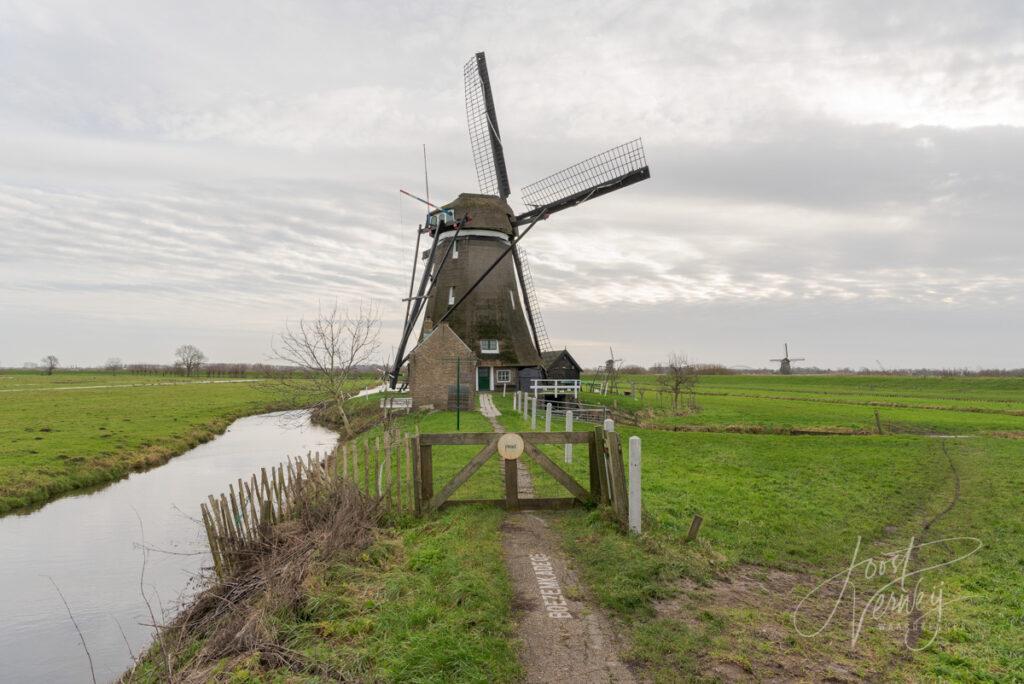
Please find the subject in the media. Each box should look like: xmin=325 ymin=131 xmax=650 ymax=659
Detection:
xmin=771 ymin=343 xmax=805 ymax=375
xmin=388 ymin=52 xmax=650 ymax=391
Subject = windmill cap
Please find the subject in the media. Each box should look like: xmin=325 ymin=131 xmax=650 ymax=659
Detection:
xmin=435 ymin=193 xmax=516 ymax=236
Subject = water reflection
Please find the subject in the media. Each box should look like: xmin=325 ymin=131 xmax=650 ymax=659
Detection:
xmin=0 ymin=411 xmax=337 ymax=683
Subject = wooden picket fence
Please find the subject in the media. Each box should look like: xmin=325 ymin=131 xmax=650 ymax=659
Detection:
xmin=201 ymin=428 xmax=419 ymax=578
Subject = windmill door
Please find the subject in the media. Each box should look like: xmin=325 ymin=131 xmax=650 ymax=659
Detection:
xmin=477 ymin=367 xmax=491 ymax=391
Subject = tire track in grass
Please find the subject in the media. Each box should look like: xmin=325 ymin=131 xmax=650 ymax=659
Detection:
xmin=905 ymin=440 xmax=962 ymax=650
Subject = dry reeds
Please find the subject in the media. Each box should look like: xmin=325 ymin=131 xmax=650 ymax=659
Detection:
xmin=131 ymin=474 xmax=380 ymax=682
xmin=201 ymin=429 xmax=416 ymax=577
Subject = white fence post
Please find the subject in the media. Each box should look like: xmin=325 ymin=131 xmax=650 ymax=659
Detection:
xmin=513 ymin=392 xmax=518 ymax=411
xmin=628 ymin=436 xmax=641 ymax=534
xmin=545 ymin=402 xmax=552 ymax=432
xmin=564 ymin=410 xmax=573 ymax=463
xmin=531 ymin=397 xmax=538 ymax=430
xmin=601 ymin=418 xmax=615 ymax=499
xmin=522 ymin=393 xmax=528 ymax=419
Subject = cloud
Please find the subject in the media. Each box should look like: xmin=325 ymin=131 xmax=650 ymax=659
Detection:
xmin=1 ymin=0 xmax=1022 ymax=367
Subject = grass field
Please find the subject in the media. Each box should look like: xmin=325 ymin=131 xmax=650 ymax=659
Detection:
xmin=22 ymin=372 xmax=1020 ymax=680
xmin=580 ymin=373 xmax=1024 ymax=435
xmin=508 ymin=377 xmax=1024 ymax=681
xmin=0 ymin=371 xmax=373 ymax=513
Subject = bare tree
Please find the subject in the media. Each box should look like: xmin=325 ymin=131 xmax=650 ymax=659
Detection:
xmin=174 ymin=345 xmax=206 ymax=377
xmin=105 ymin=357 xmax=123 ymax=375
xmin=271 ymin=301 xmax=382 ymax=438
xmin=41 ymin=355 xmax=59 ymax=375
xmin=659 ymin=353 xmax=700 ymax=411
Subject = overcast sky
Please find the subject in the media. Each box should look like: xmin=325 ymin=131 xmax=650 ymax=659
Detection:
xmin=2 ymin=0 xmax=1022 ymax=370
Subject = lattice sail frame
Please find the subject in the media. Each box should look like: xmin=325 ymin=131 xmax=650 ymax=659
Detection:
xmin=464 ymin=54 xmax=509 ymax=198
xmin=520 ymin=139 xmax=647 ymax=208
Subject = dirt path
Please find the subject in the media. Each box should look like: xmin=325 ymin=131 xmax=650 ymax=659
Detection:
xmin=502 ymin=512 xmax=637 ymax=683
xmin=481 ymin=394 xmax=636 ymax=681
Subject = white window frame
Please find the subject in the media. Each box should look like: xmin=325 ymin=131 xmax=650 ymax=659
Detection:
xmin=480 ymin=339 xmax=500 ymax=354
xmin=496 ymin=368 xmax=512 ymax=384
xmin=448 ymin=286 xmax=455 ymax=305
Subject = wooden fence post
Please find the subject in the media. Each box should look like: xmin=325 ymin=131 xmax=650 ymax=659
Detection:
xmin=504 ymin=458 xmax=519 ymax=512
xmin=531 ymin=397 xmax=538 ymax=430
xmin=545 ymin=402 xmax=552 ymax=432
xmin=373 ymin=437 xmax=381 ymax=498
xmin=362 ymin=440 xmax=370 ymax=494
xmin=588 ymin=431 xmax=601 ymax=499
xmin=605 ymin=431 xmax=628 ymax=527
xmin=593 ymin=426 xmax=610 ymax=505
xmin=405 ymin=434 xmax=414 ymax=512
xmin=420 ymin=442 xmax=433 ymax=506
xmin=412 ymin=435 xmax=422 ymax=515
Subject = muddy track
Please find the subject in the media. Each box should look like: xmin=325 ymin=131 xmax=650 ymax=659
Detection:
xmin=905 ymin=440 xmax=962 ymax=649
xmin=482 ymin=394 xmax=636 ymax=681
xmin=502 ymin=512 xmax=637 ymax=683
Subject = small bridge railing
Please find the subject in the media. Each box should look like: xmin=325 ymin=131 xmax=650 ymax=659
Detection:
xmin=530 ymin=378 xmax=581 ymax=399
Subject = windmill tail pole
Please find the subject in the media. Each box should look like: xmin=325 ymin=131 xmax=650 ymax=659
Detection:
xmin=400 ymin=189 xmax=442 ymax=212
xmin=400 ymin=221 xmax=423 ymax=358
xmin=389 ymin=218 xmax=444 ymax=387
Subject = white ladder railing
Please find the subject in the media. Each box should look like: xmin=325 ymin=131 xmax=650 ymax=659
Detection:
xmin=530 ymin=378 xmax=581 ymax=400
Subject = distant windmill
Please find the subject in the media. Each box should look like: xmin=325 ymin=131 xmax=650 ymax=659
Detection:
xmin=388 ymin=52 xmax=651 ymax=389
xmin=770 ymin=343 xmax=805 ymax=375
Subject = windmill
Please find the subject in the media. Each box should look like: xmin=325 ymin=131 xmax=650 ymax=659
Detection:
xmin=388 ymin=52 xmax=651 ymax=390
xmin=770 ymin=343 xmax=805 ymax=375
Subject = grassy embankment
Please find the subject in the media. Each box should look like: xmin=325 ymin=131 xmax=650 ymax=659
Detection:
xmin=131 ymin=405 xmax=522 ymax=682
xmin=0 ymin=371 xmax=372 ymax=514
xmin=102 ymin=373 xmax=1023 ymax=680
xmin=497 ymin=375 xmax=1024 ymax=680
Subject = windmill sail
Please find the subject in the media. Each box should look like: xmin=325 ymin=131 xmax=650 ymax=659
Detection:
xmin=464 ymin=52 xmax=511 ymax=198
xmin=516 ymin=138 xmax=650 ymax=224
xmin=513 ymin=246 xmax=553 ymax=353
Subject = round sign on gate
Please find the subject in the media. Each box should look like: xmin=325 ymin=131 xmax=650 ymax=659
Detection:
xmin=498 ymin=433 xmax=525 ymax=460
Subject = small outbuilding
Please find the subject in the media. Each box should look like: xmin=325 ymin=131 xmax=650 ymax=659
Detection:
xmin=408 ymin=323 xmax=477 ymax=410
xmin=540 ymin=349 xmax=582 ymax=381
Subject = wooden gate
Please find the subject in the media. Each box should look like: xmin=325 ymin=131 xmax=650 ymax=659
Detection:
xmin=412 ymin=428 xmax=629 ymax=522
